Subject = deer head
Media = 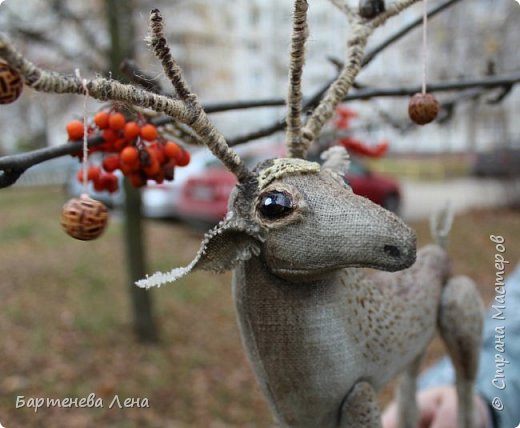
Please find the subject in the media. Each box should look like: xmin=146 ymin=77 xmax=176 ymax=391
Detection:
xmin=136 ymin=2 xmax=416 ymax=289
xmin=137 ymin=147 xmax=415 ymax=288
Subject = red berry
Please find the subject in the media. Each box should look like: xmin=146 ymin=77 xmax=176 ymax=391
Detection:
xmin=101 ymin=173 xmax=119 ymax=193
xmin=120 ymin=146 xmax=139 ymax=166
xmin=102 ymin=155 xmax=120 ymax=172
xmin=93 ymin=176 xmax=105 ymax=192
xmin=114 ymin=139 xmax=127 ymax=152
xmin=176 ymin=150 xmax=191 ymax=167
xmin=140 ymin=124 xmax=158 ymax=141
xmin=67 ymin=120 xmax=84 ymax=141
xmin=102 ymin=129 xmax=117 ymax=144
xmin=108 ymin=112 xmax=126 ymax=130
xmin=76 ymin=169 xmax=85 ymax=183
xmin=149 ymin=143 xmax=166 ymax=165
xmin=144 ymin=158 xmax=161 ymax=178
xmin=164 ymin=141 xmax=181 ymax=160
xmin=123 ymin=122 xmax=141 ymax=140
xmin=76 ymin=166 xmax=100 ymax=183
xmin=94 ymin=111 xmax=110 ymax=129
xmin=88 ymin=165 xmax=101 ymax=182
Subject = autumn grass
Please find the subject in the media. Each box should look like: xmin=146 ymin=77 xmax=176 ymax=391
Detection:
xmin=0 ymin=186 xmax=519 ymax=427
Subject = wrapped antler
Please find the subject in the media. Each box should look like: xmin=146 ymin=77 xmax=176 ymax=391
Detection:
xmin=286 ymin=0 xmax=309 ymax=158
xmin=285 ymin=0 xmax=420 ymax=159
xmin=0 ymin=10 xmax=252 ymax=183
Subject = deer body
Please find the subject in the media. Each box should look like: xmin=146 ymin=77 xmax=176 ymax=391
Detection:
xmin=138 ymin=159 xmax=483 ymax=427
xmin=234 ymin=243 xmax=449 ymax=427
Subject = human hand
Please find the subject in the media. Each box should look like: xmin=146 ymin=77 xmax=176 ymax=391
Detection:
xmin=382 ymin=385 xmax=489 ymax=428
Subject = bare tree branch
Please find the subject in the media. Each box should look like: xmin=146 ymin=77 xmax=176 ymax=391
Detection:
xmin=49 ymin=0 xmax=106 ymax=61
xmin=328 ymin=0 xmax=356 ymax=22
xmin=299 ymin=0 xmax=421 ymax=157
xmin=229 ymin=0 xmax=462 ymax=150
xmin=3 ymin=72 xmax=518 ymax=188
xmin=0 ymin=0 xmax=507 ymax=189
xmin=296 ymin=0 xmax=464 ymax=123
xmin=227 ymin=72 xmax=520 ymax=145
xmin=362 ymin=0 xmax=464 ymax=67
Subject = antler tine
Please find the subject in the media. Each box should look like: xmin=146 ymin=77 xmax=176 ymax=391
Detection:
xmin=286 ymin=0 xmax=309 ymax=159
xmin=298 ymin=0 xmax=420 ymax=158
xmin=147 ymin=9 xmax=251 ymax=182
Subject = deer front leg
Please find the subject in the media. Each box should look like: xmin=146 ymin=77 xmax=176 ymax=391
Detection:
xmin=438 ymin=276 xmax=484 ymax=428
xmin=395 ymin=353 xmax=424 ymax=428
xmin=339 ymin=381 xmax=382 ymax=428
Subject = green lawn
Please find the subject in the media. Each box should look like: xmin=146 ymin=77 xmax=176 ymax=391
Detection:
xmin=0 ymin=186 xmax=518 ymax=427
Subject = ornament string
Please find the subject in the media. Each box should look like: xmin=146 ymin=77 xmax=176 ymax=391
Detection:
xmin=75 ymin=69 xmax=89 ymax=198
xmin=422 ymin=0 xmax=428 ymax=94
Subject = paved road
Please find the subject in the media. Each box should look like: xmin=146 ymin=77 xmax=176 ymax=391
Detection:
xmin=400 ymin=177 xmax=519 ymax=221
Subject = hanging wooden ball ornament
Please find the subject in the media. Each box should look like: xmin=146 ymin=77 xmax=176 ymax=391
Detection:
xmin=408 ymin=92 xmax=439 ymax=125
xmin=60 ymin=195 xmax=109 ymax=241
xmin=408 ymin=0 xmax=439 ymax=126
xmin=0 ymin=60 xmax=23 ymax=104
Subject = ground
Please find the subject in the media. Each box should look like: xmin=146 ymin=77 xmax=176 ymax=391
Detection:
xmin=0 ymin=186 xmax=519 ymax=427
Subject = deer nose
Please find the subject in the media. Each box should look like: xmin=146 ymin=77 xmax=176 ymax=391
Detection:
xmin=384 ymin=244 xmax=401 ymax=258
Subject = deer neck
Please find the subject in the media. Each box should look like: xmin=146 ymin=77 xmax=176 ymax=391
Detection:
xmin=231 ymin=256 xmax=367 ymax=427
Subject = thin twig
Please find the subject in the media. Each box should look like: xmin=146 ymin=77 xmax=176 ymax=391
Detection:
xmin=328 ymin=0 xmax=356 ymax=22
xmin=364 ymin=0 xmax=463 ymax=67
xmin=299 ymin=0 xmax=463 ymax=120
xmin=297 ymin=0 xmax=421 ymax=158
xmin=120 ymin=59 xmax=164 ymax=94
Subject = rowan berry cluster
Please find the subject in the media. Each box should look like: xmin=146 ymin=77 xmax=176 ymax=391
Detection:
xmin=66 ymin=109 xmax=190 ymax=193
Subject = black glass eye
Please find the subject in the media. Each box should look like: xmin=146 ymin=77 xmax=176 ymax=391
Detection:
xmin=258 ymin=191 xmax=294 ymax=219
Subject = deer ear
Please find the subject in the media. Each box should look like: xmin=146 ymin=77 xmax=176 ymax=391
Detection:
xmin=321 ymin=146 xmax=351 ymax=175
xmin=135 ymin=214 xmax=264 ymax=289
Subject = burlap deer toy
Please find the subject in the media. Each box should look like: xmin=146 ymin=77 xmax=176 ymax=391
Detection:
xmin=0 ymin=2 xmax=484 ymax=427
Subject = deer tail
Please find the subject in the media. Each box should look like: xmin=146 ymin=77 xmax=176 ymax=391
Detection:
xmin=430 ymin=201 xmax=454 ymax=249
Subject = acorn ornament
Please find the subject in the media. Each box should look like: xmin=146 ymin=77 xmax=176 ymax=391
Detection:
xmin=0 ymin=60 xmax=23 ymax=104
xmin=408 ymin=92 xmax=439 ymax=125
xmin=61 ymin=195 xmax=109 ymax=241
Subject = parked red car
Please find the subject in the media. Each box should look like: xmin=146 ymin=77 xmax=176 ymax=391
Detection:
xmin=176 ymin=158 xmax=401 ymax=224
